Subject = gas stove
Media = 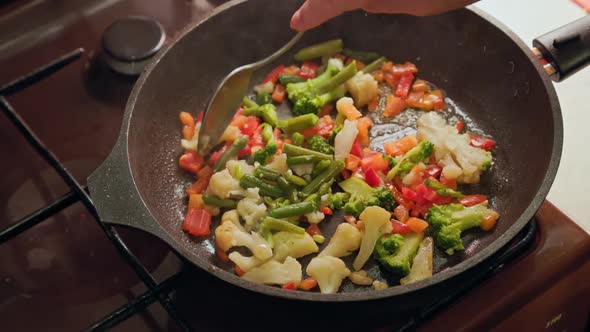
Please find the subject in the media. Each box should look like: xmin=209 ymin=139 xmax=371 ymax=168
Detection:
xmin=0 ymin=1 xmax=589 ymax=331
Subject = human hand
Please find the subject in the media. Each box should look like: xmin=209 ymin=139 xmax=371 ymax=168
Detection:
xmin=291 ymin=0 xmax=479 ymax=31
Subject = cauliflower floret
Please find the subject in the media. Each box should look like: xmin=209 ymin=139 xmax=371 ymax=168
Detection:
xmin=226 ymin=159 xmax=255 ymax=177
xmin=221 ymin=209 xmax=243 ymax=231
xmin=319 ymin=223 xmax=362 ymax=258
xmin=272 ymin=231 xmax=319 ymax=262
xmin=291 ymin=163 xmax=314 ymax=176
xmin=305 ymin=211 xmax=325 ymax=224
xmin=266 ymin=153 xmax=289 ymax=174
xmin=236 ymin=188 xmax=267 ymax=230
xmin=334 ymin=118 xmax=359 ymax=161
xmin=306 ymin=256 xmax=351 ymax=294
xmin=228 ymin=251 xmax=267 ymax=272
xmin=417 ymin=113 xmax=492 ymax=184
xmin=345 ymin=72 xmax=378 ymax=107
xmin=215 ymin=220 xmax=272 ymax=260
xmin=242 ymin=256 xmax=302 ymax=286
xmin=352 ymin=206 xmax=393 ymax=271
xmin=206 ymin=169 xmax=241 ymax=198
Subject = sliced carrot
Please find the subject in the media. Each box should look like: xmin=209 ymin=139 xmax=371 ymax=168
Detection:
xmin=182 ymin=125 xmax=195 ymax=140
xmin=406 ymin=217 xmax=429 ymax=233
xmin=319 ymin=206 xmax=333 ymax=215
xmin=372 ymin=70 xmax=384 ymax=82
xmin=299 ymin=277 xmax=318 ymax=291
xmin=383 ymin=94 xmax=407 ymax=117
xmin=337 ymin=100 xmax=362 ymax=120
xmin=481 ymin=211 xmax=500 ymax=231
xmin=368 ymin=96 xmax=380 ymax=112
xmin=394 ymin=205 xmax=410 ymax=223
xmin=272 ymin=84 xmax=286 ymax=103
xmin=188 ymin=194 xmax=204 ymax=209
xmin=411 ymin=79 xmax=430 ymax=92
xmin=356 ymin=116 xmax=373 ymax=146
xmin=381 ymin=61 xmax=394 ymax=72
xmin=345 ymin=154 xmax=361 ymax=171
xmin=179 ymin=112 xmax=195 ymax=127
xmin=384 ymin=135 xmax=418 ymax=157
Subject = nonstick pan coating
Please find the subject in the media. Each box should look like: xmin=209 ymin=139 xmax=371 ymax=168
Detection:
xmin=88 ymin=0 xmax=562 ymax=301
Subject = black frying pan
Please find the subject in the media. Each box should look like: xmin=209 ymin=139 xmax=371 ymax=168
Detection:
xmin=87 ymin=0 xmax=589 ymax=301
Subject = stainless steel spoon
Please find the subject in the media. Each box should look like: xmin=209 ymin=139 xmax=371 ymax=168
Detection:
xmin=198 ymin=31 xmax=304 ymax=155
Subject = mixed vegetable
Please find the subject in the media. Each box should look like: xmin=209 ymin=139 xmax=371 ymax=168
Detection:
xmin=177 ymin=39 xmax=499 ymax=294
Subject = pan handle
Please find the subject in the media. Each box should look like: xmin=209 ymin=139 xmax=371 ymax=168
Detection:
xmin=533 ymin=15 xmax=590 ymax=82
xmin=87 ymin=138 xmax=175 ymax=244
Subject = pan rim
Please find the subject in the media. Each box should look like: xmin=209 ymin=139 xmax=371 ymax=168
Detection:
xmin=118 ymin=2 xmax=562 ymax=302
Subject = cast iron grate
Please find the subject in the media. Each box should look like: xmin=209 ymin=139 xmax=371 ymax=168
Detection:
xmin=0 ymin=49 xmax=537 ymax=332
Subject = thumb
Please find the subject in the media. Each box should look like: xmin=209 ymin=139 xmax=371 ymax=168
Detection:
xmin=291 ymin=0 xmax=365 ymax=31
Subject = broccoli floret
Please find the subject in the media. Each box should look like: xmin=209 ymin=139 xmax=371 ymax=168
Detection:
xmin=338 ymin=177 xmax=396 ymax=217
xmin=307 ymin=135 xmax=334 ymax=155
xmin=252 ymin=141 xmax=278 ymax=165
xmin=374 ymin=232 xmax=424 ymax=278
xmin=366 ymin=186 xmax=396 ymax=211
xmin=386 ymin=140 xmax=434 ymax=180
xmin=286 ymin=60 xmax=357 ymax=102
xmin=292 ymin=85 xmax=346 ymax=116
xmin=328 ymin=192 xmax=350 ymax=210
xmin=257 ymin=91 xmax=271 ymax=105
xmin=384 ymin=155 xmax=397 ymax=168
xmin=243 ymin=104 xmax=278 ymax=127
xmin=426 ymin=203 xmax=496 ymax=255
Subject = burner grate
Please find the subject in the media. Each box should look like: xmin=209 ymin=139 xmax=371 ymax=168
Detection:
xmin=0 ymin=49 xmax=538 ymax=332
xmin=0 ymin=49 xmax=192 ymax=332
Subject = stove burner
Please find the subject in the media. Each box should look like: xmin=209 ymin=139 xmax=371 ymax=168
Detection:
xmin=101 ymin=16 xmax=166 ymax=75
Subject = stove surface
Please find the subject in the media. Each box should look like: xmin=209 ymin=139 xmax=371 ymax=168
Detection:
xmin=0 ymin=1 xmax=589 ymax=331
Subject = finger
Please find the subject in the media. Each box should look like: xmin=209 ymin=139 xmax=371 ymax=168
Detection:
xmin=291 ymin=0 xmax=365 ymax=31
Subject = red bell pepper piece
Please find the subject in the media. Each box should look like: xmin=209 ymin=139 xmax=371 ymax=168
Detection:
xmin=391 ymin=220 xmax=411 ymax=234
xmin=262 ymin=65 xmax=285 ymax=84
xmin=299 ymin=61 xmax=318 ymax=79
xmin=459 ymin=194 xmax=488 ymax=207
xmin=350 ymin=140 xmax=363 ymax=158
xmin=182 ymin=208 xmax=212 ymax=236
xmin=179 ymin=151 xmax=204 ymax=174
xmin=319 ymin=206 xmax=333 ymax=215
xmin=364 ymin=167 xmax=382 ymax=187
xmin=395 ymin=72 xmax=414 ymax=98
xmin=306 ymin=224 xmax=322 ymax=236
xmin=425 ymin=165 xmax=442 ymax=179
xmin=455 ymin=120 xmax=465 ymax=133
xmin=282 ymin=281 xmax=297 ymax=291
xmin=470 ymin=135 xmax=496 ymax=150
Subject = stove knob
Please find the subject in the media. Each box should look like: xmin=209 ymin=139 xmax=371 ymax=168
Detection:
xmin=101 ymin=16 xmax=166 ymax=76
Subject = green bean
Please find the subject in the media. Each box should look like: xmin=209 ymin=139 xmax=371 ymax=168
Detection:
xmin=294 ymin=39 xmax=343 ymax=61
xmin=261 ymin=217 xmax=305 ymax=234
xmin=343 ymin=49 xmax=381 ymax=63
xmin=361 ymin=56 xmax=387 ymax=74
xmin=243 ymin=104 xmax=278 ymax=127
xmin=287 ymin=155 xmax=318 ymax=166
xmin=311 ymin=159 xmax=331 ymax=178
xmin=278 ymin=114 xmax=318 ymax=134
xmin=291 ymin=132 xmax=305 ymax=146
xmin=239 ymin=174 xmax=284 ymax=198
xmin=254 ymin=166 xmax=281 ymax=181
xmin=270 ymin=201 xmax=315 ymax=218
xmin=315 ymin=61 xmax=358 ymax=94
xmin=318 ymin=180 xmax=334 ymax=196
xmin=425 ymin=178 xmax=464 ymax=198
xmin=260 ymin=123 xmax=274 ymax=143
xmin=234 ymin=164 xmax=244 ymax=180
xmin=214 ymin=136 xmax=248 ymax=172
xmin=257 ymin=91 xmax=271 ymax=105
xmin=283 ymin=143 xmax=333 ymax=160
xmin=304 ymin=193 xmax=320 ymax=210
xmin=285 ymin=172 xmax=308 ymax=187
xmin=301 ymin=160 xmax=344 ymax=196
xmin=242 ymin=96 xmax=258 ymax=108
xmin=278 ymin=74 xmax=305 ymax=85
xmin=277 ymin=177 xmax=297 ymax=202
xmin=202 ymin=195 xmax=237 ymax=208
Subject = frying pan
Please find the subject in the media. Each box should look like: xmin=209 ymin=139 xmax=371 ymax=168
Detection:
xmin=87 ymin=0 xmax=589 ymax=301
